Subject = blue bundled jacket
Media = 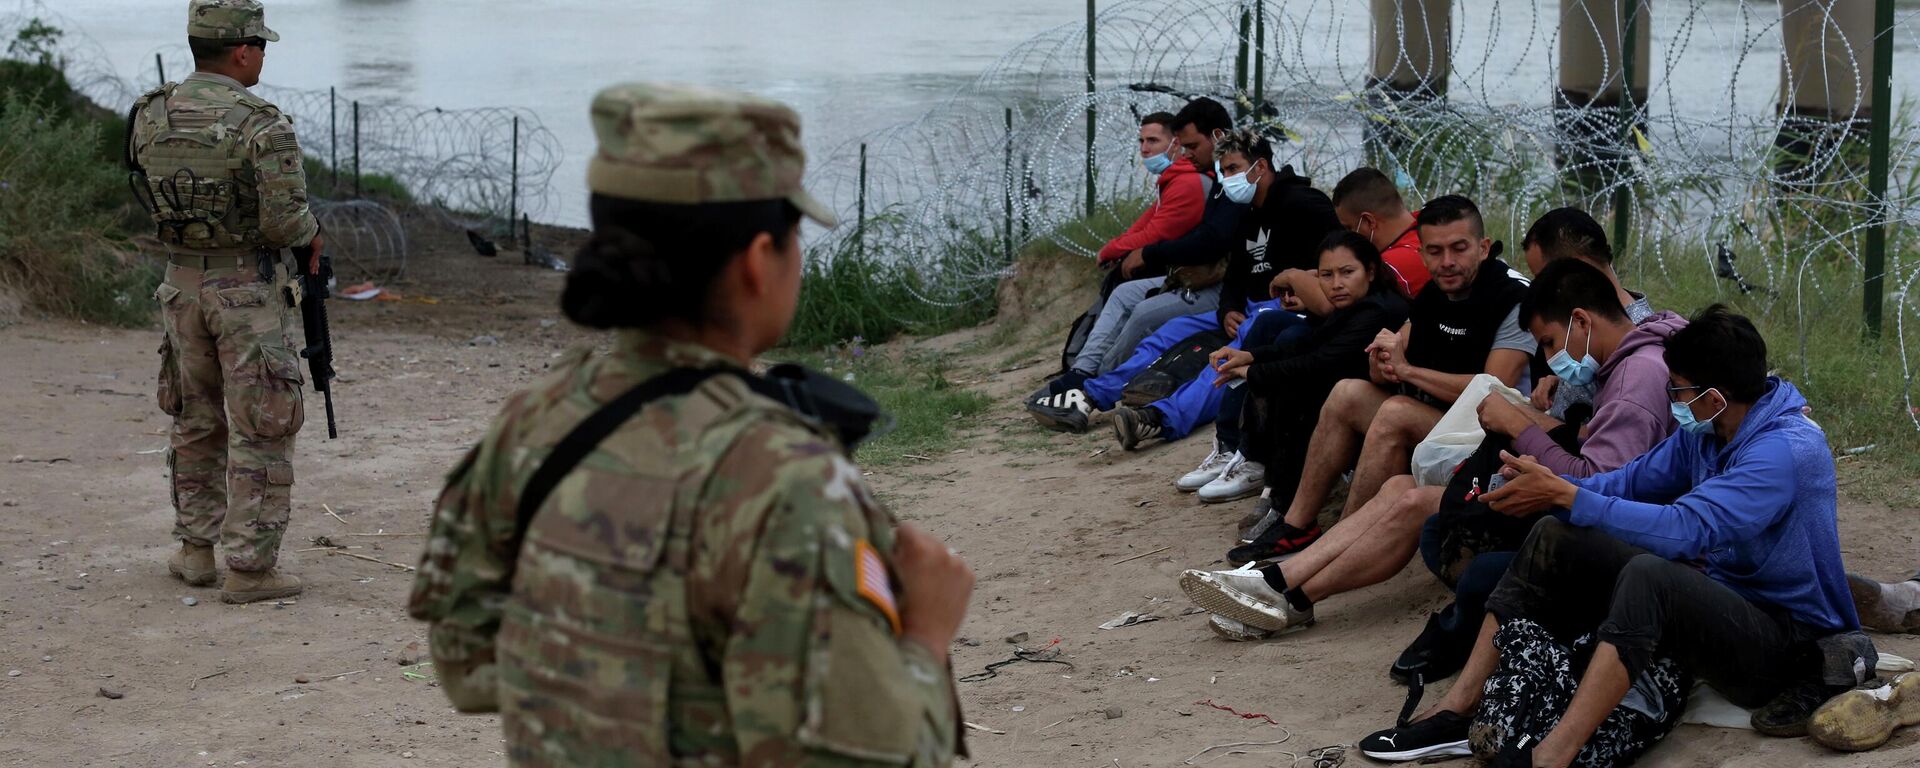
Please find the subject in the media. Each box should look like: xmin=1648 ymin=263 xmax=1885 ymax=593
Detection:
xmin=1565 ymin=378 xmax=1859 ymax=633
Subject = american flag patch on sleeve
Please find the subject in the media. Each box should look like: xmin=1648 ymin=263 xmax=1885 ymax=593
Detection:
xmin=268 ymin=131 xmax=299 ymax=155
xmin=855 ymin=539 xmax=902 ymax=635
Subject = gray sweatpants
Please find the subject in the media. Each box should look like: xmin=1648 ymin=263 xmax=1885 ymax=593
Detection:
xmin=1073 ymin=277 xmax=1222 ymax=375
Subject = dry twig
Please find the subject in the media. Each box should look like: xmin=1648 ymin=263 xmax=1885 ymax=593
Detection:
xmin=1112 ymin=546 xmax=1171 ymax=565
xmin=326 ymin=550 xmax=416 ymax=571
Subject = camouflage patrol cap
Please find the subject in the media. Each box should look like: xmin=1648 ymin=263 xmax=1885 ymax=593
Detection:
xmin=188 ymin=0 xmax=280 ymax=43
xmin=587 ymin=82 xmax=837 ymax=228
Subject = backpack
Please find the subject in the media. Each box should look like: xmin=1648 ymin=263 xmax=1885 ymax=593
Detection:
xmin=1472 ymin=619 xmax=1690 ymax=767
xmin=1121 ymin=328 xmax=1230 ymax=408
xmin=1426 ymin=433 xmax=1534 ymax=589
xmin=1057 ymin=268 xmax=1129 ymax=375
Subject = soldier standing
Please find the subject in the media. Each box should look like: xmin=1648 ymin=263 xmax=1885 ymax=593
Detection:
xmin=129 ymin=0 xmax=318 ymax=603
xmin=408 ymin=82 xmax=974 ymax=765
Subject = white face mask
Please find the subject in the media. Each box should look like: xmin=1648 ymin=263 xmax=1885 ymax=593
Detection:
xmin=1217 ymin=160 xmax=1261 ymax=204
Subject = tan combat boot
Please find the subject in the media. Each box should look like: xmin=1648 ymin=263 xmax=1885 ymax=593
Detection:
xmin=167 ymin=542 xmax=217 ymax=586
xmin=220 ymin=569 xmax=304 ymax=604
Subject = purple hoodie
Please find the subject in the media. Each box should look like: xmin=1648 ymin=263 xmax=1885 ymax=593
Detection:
xmin=1514 ymin=311 xmax=1687 ymax=478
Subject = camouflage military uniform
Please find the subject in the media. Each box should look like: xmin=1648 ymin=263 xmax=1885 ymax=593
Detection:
xmin=408 ymin=83 xmax=960 ymax=766
xmin=133 ymin=0 xmax=317 ymax=575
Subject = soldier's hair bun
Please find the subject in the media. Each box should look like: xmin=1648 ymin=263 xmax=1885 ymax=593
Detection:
xmin=562 ymin=195 xmax=802 ymax=329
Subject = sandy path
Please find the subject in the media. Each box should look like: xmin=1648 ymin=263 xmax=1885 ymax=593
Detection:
xmin=2 ymin=243 xmax=1917 ymax=766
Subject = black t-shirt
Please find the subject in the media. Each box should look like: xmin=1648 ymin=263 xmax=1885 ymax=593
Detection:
xmin=1403 ymin=257 xmax=1530 ymax=406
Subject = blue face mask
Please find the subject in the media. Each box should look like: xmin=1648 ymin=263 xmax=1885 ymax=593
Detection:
xmin=1546 ymin=320 xmax=1599 ymax=387
xmin=1216 ymin=160 xmax=1260 ymax=204
xmin=1669 ymin=388 xmax=1725 ymax=435
xmin=1145 ymin=150 xmax=1174 ymax=176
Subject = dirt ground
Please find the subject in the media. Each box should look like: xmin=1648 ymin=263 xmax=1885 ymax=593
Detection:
xmin=2 ymin=226 xmax=1918 ymax=768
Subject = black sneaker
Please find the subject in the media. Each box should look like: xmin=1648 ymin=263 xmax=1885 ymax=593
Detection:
xmin=1027 ymin=389 xmax=1092 ymax=433
xmin=1752 ymin=678 xmax=1845 ymax=737
xmin=1110 ymin=405 xmax=1165 ymax=450
xmin=1359 ymin=710 xmax=1473 ymax=762
xmin=1391 ymin=610 xmax=1471 ymax=685
xmin=1226 ymin=521 xmax=1322 ymax=565
xmin=1237 ymin=496 xmax=1276 ymax=542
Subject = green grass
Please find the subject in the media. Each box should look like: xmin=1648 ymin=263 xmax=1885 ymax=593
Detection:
xmin=772 ymin=343 xmax=993 ymax=466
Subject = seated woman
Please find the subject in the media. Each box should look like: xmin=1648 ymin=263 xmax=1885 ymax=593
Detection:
xmin=1205 ymin=230 xmax=1410 ymax=533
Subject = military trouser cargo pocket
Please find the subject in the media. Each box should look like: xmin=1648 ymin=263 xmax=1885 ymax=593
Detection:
xmin=231 ymin=345 xmax=305 ymax=440
xmin=156 ymin=337 xmax=184 ymax=416
xmin=153 ymin=283 xmax=186 ymax=416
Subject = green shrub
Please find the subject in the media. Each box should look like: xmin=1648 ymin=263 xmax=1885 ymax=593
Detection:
xmin=0 ymin=88 xmax=156 ymax=327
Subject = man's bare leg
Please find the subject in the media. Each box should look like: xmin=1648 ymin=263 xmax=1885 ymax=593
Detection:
xmin=1531 ymin=643 xmax=1632 ymax=768
xmin=1280 ymin=379 xmax=1392 ymax=529
xmin=1275 ymin=475 xmax=1419 ymax=588
xmin=1343 ymin=396 xmax=1441 ymax=516
xmin=1297 ymin=482 xmax=1439 ymax=600
xmin=1426 ymin=614 xmax=1500 ymax=719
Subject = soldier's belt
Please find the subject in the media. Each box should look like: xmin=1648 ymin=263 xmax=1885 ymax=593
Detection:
xmin=166 ymin=248 xmax=271 ymax=270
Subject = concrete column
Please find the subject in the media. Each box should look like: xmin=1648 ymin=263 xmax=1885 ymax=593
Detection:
xmin=1774 ymin=0 xmax=1879 ymax=181
xmin=1368 ymin=0 xmax=1453 ymax=98
xmin=1557 ymin=0 xmax=1652 ymax=108
xmin=1779 ymin=0 xmax=1876 ymax=120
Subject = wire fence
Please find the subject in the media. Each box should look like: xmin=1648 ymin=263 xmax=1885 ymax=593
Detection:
xmin=797 ymin=0 xmax=1920 ymax=431
xmin=7 ymin=0 xmax=1919 ymax=429
xmin=3 ymin=1 xmax=563 ymax=284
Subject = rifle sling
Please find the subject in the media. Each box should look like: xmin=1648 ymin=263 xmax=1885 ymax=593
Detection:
xmin=513 ymin=367 xmax=738 ymax=545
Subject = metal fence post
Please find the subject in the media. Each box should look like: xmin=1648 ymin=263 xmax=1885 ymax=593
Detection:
xmin=1085 ymin=0 xmax=1097 ymax=219
xmin=510 ymin=115 xmax=520 ymax=234
xmin=1863 ymin=0 xmax=1896 ymax=339
xmin=329 ymin=87 xmax=338 ymax=192
xmin=1235 ymin=4 xmax=1251 ymax=118
xmin=856 ymin=142 xmax=868 ymax=261
xmin=155 ymin=52 xmax=165 ymax=86
xmin=352 ymin=100 xmax=361 ymax=198
xmin=1610 ymin=2 xmax=1640 ymax=259
xmin=1005 ymin=108 xmax=1016 ymax=263
xmin=1253 ymin=0 xmax=1265 ymax=114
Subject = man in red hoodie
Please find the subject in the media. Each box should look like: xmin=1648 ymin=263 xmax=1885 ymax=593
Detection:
xmin=1056 ymin=111 xmax=1212 ymax=383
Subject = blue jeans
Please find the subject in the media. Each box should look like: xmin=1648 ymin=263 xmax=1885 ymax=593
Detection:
xmin=1170 ymin=307 xmax=1308 ymax=449
xmin=1419 ymin=513 xmax=1518 ymax=668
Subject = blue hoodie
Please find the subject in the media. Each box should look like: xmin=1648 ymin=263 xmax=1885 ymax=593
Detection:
xmin=1566 ymin=378 xmax=1859 ymax=633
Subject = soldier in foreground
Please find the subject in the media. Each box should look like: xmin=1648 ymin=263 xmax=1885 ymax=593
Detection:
xmin=129 ymin=0 xmax=319 ymax=603
xmin=409 ymin=82 xmax=973 ymax=765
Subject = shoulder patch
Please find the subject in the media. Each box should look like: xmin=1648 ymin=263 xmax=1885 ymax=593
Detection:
xmin=269 ymin=131 xmax=300 ymax=155
xmin=855 ymin=539 xmax=902 ymax=635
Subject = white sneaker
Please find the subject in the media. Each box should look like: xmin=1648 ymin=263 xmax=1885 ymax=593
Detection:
xmin=1198 ymin=457 xmax=1265 ymax=503
xmin=1208 ymin=613 xmax=1275 ymax=642
xmin=1178 ymin=566 xmax=1313 ymax=633
xmin=1176 ymin=444 xmax=1236 ymax=491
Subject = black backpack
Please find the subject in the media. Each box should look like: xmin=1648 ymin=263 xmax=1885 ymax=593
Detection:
xmin=1120 ymin=328 xmax=1230 ymax=408
xmin=1057 ymin=268 xmax=1131 ymax=376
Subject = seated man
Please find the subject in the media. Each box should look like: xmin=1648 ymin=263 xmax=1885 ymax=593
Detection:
xmin=1103 ymin=129 xmax=1343 ymax=453
xmin=1229 ymin=195 xmax=1532 ymax=561
xmin=1520 ymin=207 xmax=1654 ymax=421
xmin=1032 ymin=98 xmax=1241 ymax=416
xmin=1170 ymin=166 xmax=1430 ymax=502
xmin=1057 ymin=111 xmax=1208 ymax=379
xmin=1179 ymin=260 xmax=1682 ymax=648
xmin=1356 ymin=305 xmax=1867 ymax=764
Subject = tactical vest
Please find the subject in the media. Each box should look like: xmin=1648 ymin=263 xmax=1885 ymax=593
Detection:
xmin=129 ymin=84 xmax=270 ymax=250
xmin=1405 ymin=257 xmax=1529 ymax=404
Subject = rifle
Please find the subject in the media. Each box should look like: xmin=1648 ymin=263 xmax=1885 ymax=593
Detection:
xmin=291 ymin=239 xmax=339 ymax=438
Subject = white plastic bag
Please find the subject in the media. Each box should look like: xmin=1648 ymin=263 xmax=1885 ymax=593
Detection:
xmin=1409 ymin=373 xmax=1527 ymax=487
